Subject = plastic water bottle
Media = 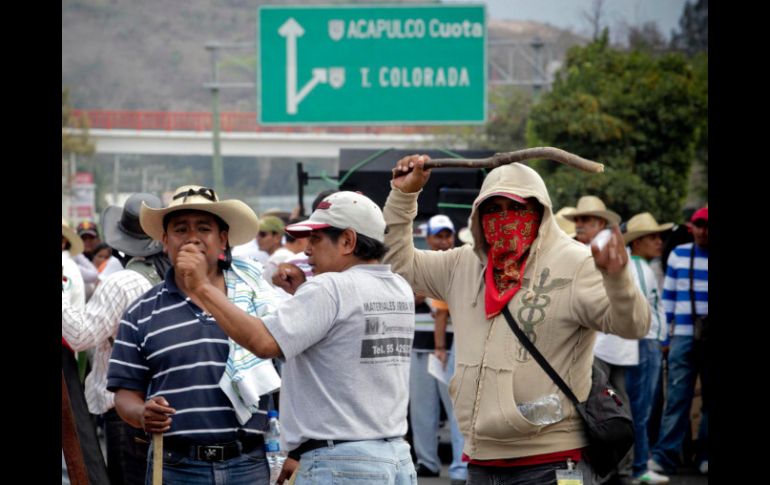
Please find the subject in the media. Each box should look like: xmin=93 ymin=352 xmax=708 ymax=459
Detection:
xmin=265 ymin=410 xmax=287 ymax=485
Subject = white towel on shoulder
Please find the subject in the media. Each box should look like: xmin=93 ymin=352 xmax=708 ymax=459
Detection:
xmin=219 ymin=258 xmax=282 ymax=425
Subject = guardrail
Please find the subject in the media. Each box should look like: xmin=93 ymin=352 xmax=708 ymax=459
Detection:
xmin=70 ymin=110 xmax=436 ymax=135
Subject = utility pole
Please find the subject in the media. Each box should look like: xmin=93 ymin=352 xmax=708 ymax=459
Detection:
xmin=113 ymin=156 xmax=120 ymax=206
xmin=530 ymin=36 xmax=545 ymax=99
xmin=204 ymin=42 xmax=254 ymax=197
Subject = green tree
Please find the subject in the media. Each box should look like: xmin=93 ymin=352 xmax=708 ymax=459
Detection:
xmin=671 ymin=0 xmax=708 ymax=201
xmin=527 ymin=32 xmax=706 ymax=222
xmin=671 ymin=0 xmax=708 ymax=57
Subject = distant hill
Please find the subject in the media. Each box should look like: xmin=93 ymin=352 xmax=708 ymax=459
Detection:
xmin=62 ymin=0 xmax=587 ymax=112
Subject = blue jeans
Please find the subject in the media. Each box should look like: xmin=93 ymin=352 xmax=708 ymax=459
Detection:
xmin=467 ymin=459 xmax=595 ymax=485
xmin=409 ymin=350 xmax=468 ymax=479
xmin=625 ymin=339 xmax=663 ymax=477
xmin=145 ymin=440 xmax=270 ymax=485
xmin=652 ymin=335 xmax=708 ymax=472
xmin=294 ymin=438 xmax=416 ymax=484
xmin=104 ymin=408 xmax=150 ymax=485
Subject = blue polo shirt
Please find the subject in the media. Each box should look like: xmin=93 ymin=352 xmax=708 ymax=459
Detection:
xmin=107 ymin=268 xmax=269 ymax=445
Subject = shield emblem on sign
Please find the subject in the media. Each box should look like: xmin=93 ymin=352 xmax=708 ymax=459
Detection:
xmin=328 ymin=20 xmax=344 ymax=41
xmin=329 ymin=68 xmax=345 ymax=89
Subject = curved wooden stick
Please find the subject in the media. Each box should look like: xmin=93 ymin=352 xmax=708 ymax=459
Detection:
xmin=423 ymin=147 xmax=604 ymax=173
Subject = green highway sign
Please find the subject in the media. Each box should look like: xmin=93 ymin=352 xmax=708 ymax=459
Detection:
xmin=258 ymin=5 xmax=486 ymax=125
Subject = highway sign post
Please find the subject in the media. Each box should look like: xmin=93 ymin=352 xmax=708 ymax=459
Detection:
xmin=258 ymin=5 xmax=486 ymax=125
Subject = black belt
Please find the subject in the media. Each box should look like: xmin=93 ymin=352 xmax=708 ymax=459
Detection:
xmin=164 ymin=435 xmax=264 ymax=462
xmin=288 ymin=437 xmax=402 ymax=461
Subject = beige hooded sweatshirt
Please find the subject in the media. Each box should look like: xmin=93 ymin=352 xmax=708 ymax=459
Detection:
xmin=383 ymin=163 xmax=650 ymax=460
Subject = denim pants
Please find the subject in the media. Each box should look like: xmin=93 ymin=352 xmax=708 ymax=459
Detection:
xmin=145 ymin=440 xmax=270 ymax=485
xmin=652 ymin=335 xmax=709 ymax=472
xmin=624 ymin=339 xmax=663 ymax=477
xmin=467 ymin=458 xmax=595 ymax=485
xmin=409 ymin=350 xmax=468 ymax=479
xmin=104 ymin=408 xmax=150 ymax=485
xmin=294 ymin=438 xmax=416 ymax=484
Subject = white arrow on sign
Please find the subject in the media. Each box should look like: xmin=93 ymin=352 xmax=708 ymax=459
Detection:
xmin=278 ymin=17 xmax=343 ymax=115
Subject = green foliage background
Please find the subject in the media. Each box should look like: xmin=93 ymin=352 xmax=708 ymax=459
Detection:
xmin=525 ymin=32 xmax=707 ymax=223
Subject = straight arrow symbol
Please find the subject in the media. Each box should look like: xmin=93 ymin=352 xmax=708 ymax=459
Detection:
xmin=278 ymin=17 xmax=305 ymax=114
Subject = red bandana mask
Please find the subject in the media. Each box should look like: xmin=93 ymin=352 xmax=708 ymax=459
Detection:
xmin=482 ymin=208 xmax=541 ymax=319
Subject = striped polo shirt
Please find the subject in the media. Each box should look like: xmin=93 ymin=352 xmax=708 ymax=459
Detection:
xmin=662 ymin=243 xmax=708 ymax=336
xmin=106 ymin=268 xmax=269 ymax=444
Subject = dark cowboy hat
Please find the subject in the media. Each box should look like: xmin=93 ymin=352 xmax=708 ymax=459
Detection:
xmin=102 ymin=193 xmax=165 ymax=257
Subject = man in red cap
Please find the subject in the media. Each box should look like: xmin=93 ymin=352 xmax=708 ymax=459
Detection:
xmin=649 ymin=206 xmax=708 ymax=476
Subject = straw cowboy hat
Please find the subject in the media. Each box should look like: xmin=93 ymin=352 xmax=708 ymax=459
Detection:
xmin=622 ymin=212 xmax=674 ymax=244
xmin=140 ymin=185 xmax=260 ymax=246
xmin=102 ymin=193 xmax=165 ymax=257
xmin=554 ymin=206 xmax=577 ymax=238
xmin=62 ymin=219 xmax=84 ymax=256
xmin=562 ymin=195 xmax=621 ymax=225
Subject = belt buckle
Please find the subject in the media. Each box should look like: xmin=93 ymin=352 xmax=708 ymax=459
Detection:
xmin=197 ymin=445 xmax=225 ymax=461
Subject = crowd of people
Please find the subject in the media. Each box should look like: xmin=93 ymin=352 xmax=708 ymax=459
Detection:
xmin=62 ymin=154 xmax=708 ymax=485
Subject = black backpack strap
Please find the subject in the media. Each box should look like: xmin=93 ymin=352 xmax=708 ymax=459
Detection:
xmin=501 ymin=306 xmax=581 ymax=408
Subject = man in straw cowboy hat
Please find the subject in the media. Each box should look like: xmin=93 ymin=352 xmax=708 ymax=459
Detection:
xmin=63 ymin=193 xmax=173 ymax=485
xmin=106 ymin=185 xmax=283 ymax=484
xmin=649 ymin=207 xmax=708 ymax=476
xmin=554 ymin=206 xmax=577 ymax=238
xmin=180 ymin=190 xmax=417 ymax=485
xmin=562 ymin=195 xmax=621 ymax=245
xmin=382 ymin=155 xmax=649 ymax=484
xmin=621 ymin=213 xmax=673 ymax=484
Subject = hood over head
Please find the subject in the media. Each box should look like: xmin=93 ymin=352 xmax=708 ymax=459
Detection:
xmin=469 ymin=163 xmax=556 ymax=263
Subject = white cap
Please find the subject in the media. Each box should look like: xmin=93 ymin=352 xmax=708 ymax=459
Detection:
xmin=285 ymin=191 xmax=386 ymax=243
xmin=427 ymin=214 xmax=455 ymax=235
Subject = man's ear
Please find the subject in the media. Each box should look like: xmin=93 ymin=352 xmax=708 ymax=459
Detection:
xmin=339 ymin=228 xmax=357 ymax=256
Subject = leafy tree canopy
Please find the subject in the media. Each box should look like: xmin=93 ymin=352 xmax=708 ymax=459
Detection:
xmin=527 ymin=32 xmax=706 ymax=222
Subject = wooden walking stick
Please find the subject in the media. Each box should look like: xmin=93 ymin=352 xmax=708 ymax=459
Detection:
xmin=153 ymin=433 xmax=163 ymax=485
xmin=422 ymin=146 xmax=604 ymax=173
xmin=61 ymin=371 xmax=89 ymax=485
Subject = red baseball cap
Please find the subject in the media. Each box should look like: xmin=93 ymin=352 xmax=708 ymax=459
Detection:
xmin=690 ymin=207 xmax=708 ymax=223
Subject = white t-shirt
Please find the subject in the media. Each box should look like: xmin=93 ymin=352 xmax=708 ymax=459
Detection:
xmin=232 ymin=239 xmax=269 ymax=265
xmin=263 ymin=247 xmax=296 ymax=286
xmin=98 ymin=256 xmax=124 ymax=282
xmin=262 ymin=264 xmax=415 ymax=451
xmin=593 ymin=251 xmax=641 ymax=366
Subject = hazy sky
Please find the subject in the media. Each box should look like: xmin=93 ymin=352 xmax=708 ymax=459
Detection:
xmin=442 ymin=0 xmax=689 ymax=40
